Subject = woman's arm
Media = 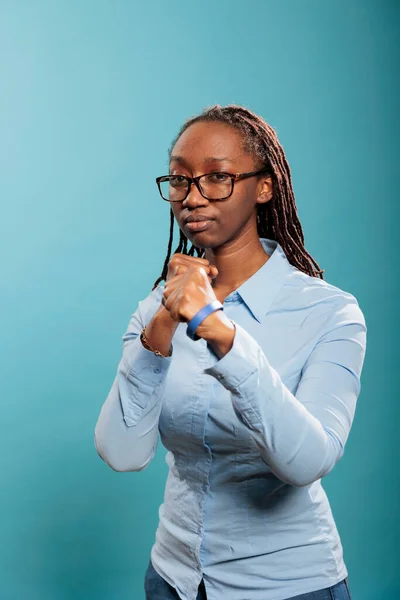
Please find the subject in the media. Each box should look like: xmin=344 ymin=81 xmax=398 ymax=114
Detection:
xmin=204 ymin=297 xmax=367 ymax=487
xmin=94 ymin=287 xmax=176 ymax=472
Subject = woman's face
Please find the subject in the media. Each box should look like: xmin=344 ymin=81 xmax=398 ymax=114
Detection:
xmin=169 ymin=121 xmax=272 ymax=250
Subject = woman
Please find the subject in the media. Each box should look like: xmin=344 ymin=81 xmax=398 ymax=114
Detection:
xmin=94 ymin=105 xmax=366 ymax=600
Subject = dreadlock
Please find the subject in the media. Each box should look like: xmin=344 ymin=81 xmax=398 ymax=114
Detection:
xmin=152 ymin=104 xmax=324 ymax=290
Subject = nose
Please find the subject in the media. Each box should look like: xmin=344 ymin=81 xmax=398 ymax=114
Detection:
xmin=182 ymin=181 xmax=210 ymax=208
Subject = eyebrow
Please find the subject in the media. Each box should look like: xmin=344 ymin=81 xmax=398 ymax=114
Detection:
xmin=170 ymin=155 xmax=235 ymax=165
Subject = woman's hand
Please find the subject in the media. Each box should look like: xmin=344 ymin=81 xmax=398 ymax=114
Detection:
xmin=144 ymin=255 xmax=218 ymax=356
xmin=160 ymin=253 xmax=235 ymax=357
xmin=166 ymin=254 xmax=218 ymax=284
xmin=161 ymin=254 xmax=219 ymax=323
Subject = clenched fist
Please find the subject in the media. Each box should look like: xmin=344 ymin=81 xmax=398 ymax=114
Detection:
xmin=161 ymin=254 xmax=219 ymax=323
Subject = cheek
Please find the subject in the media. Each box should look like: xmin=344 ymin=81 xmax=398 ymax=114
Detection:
xmin=220 ymin=210 xmax=241 ymax=229
xmin=223 ymin=194 xmax=255 ymax=226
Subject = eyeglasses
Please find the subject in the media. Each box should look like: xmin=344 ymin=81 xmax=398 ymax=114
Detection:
xmin=156 ymin=168 xmax=269 ymax=202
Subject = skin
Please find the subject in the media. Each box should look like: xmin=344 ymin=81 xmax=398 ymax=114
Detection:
xmin=145 ymin=121 xmax=273 ymax=359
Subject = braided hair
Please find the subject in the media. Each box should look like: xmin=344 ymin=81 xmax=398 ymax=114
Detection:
xmin=152 ymin=104 xmax=324 ymax=290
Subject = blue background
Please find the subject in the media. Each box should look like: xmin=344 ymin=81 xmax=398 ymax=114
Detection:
xmin=1 ymin=1 xmax=399 ymax=599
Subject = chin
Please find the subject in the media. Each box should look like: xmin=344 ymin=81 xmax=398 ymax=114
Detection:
xmin=186 ymin=234 xmax=221 ymax=250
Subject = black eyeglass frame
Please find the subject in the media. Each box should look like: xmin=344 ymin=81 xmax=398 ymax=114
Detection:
xmin=155 ymin=168 xmax=270 ymax=202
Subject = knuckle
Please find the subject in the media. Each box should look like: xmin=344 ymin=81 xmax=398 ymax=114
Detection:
xmin=193 ymin=259 xmax=209 ymax=268
xmin=196 ymin=266 xmax=208 ymax=278
xmin=169 ymin=254 xmax=181 ymax=267
xmin=181 ymin=291 xmax=191 ymax=303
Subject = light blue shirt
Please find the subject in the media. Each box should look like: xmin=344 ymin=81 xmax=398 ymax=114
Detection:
xmin=94 ymin=238 xmax=367 ymax=600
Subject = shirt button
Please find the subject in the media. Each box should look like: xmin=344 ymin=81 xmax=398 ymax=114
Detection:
xmin=153 ymin=366 xmax=161 ymax=374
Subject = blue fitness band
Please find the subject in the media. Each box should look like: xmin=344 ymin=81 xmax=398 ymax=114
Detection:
xmin=186 ymin=300 xmax=224 ymax=341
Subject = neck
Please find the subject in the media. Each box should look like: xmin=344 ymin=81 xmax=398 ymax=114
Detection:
xmin=204 ymin=232 xmax=270 ymax=294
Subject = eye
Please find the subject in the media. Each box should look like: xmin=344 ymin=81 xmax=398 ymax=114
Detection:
xmin=168 ymin=175 xmax=188 ymax=188
xmin=206 ymin=172 xmax=231 ymax=183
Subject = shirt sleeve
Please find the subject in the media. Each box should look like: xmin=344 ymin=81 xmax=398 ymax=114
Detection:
xmin=204 ymin=297 xmax=367 ymax=487
xmin=94 ymin=285 xmax=173 ymax=472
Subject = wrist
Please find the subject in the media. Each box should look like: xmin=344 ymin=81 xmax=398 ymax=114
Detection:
xmin=142 ymin=305 xmax=179 ymax=357
xmin=194 ymin=310 xmax=229 ymax=340
xmin=195 ymin=311 xmax=236 ymax=358
xmin=153 ymin=305 xmax=180 ymax=332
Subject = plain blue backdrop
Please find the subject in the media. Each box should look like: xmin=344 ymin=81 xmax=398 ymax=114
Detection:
xmin=1 ymin=1 xmax=399 ymax=599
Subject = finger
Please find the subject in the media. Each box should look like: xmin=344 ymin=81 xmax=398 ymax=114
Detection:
xmin=161 ymin=291 xmax=176 ymax=314
xmin=209 ymin=265 xmax=219 ymax=279
xmin=171 ymin=253 xmax=210 ymax=266
xmin=164 ymin=272 xmax=187 ymax=290
xmin=167 ymin=263 xmax=212 ymax=283
xmin=162 ymin=289 xmax=182 ymax=322
xmin=174 ymin=265 xmax=185 ymax=276
xmin=169 ymin=256 xmax=210 ymax=276
xmin=161 ymin=294 xmax=167 ymax=307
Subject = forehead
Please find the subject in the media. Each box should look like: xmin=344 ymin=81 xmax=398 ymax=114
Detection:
xmin=170 ymin=121 xmax=246 ymax=165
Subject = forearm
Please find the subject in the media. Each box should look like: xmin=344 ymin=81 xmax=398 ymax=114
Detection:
xmin=204 ymin=321 xmax=365 ymax=487
xmin=95 ymin=306 xmax=175 ymax=471
xmin=229 ymin=367 xmax=342 ymax=486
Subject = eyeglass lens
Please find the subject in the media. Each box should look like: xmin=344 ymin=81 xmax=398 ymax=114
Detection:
xmin=160 ymin=173 xmax=233 ymax=201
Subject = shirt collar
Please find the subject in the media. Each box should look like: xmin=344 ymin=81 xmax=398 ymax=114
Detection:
xmin=233 ymin=238 xmax=293 ymax=323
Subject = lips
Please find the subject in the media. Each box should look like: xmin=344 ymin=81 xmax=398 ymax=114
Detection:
xmin=183 ymin=213 xmax=215 ymax=233
xmin=185 ymin=220 xmax=213 ymax=232
xmin=184 ymin=214 xmax=214 ymax=224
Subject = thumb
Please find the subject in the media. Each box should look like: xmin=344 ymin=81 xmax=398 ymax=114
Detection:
xmin=209 ymin=265 xmax=219 ymax=279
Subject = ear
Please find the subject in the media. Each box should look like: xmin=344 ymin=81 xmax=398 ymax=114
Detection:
xmin=256 ymin=175 xmax=273 ymax=205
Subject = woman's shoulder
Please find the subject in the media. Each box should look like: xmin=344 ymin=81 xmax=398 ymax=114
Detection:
xmin=281 ymin=266 xmax=366 ymax=329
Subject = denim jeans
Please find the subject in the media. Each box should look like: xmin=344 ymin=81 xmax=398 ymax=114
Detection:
xmin=144 ymin=558 xmax=352 ymax=600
